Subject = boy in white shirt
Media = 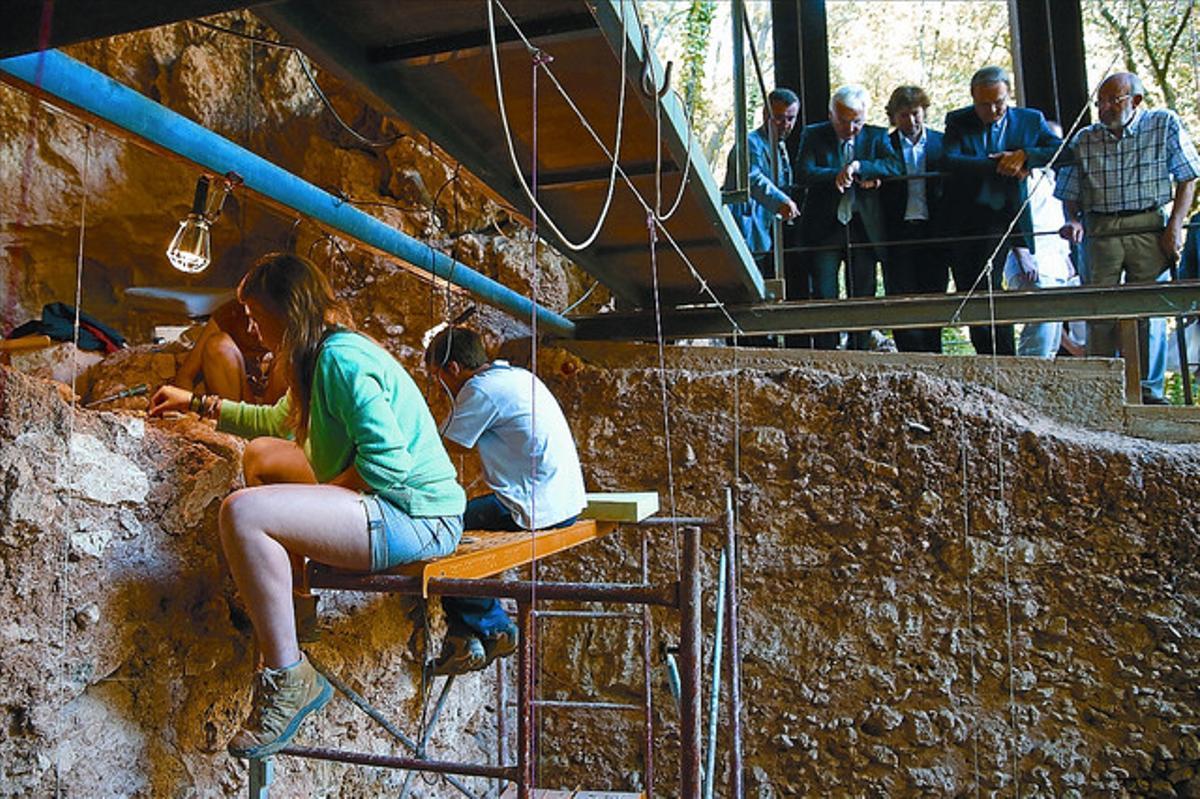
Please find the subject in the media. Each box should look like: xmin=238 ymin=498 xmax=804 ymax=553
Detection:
xmin=424 ymin=326 xmax=587 ymax=675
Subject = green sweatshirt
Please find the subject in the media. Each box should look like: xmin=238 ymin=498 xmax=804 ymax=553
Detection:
xmin=219 ymin=329 xmax=465 ymax=518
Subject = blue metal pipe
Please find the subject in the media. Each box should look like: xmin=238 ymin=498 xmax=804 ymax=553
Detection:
xmin=0 ymin=50 xmax=575 ymax=337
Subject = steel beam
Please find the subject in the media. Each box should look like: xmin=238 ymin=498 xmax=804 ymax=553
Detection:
xmin=567 ymin=282 xmax=1200 ymax=340
xmin=367 ymin=12 xmax=597 ymax=65
xmin=1 ymin=1 xmax=266 ymax=58
xmin=0 ymin=49 xmax=574 ymax=337
xmin=1010 ymin=0 xmax=1090 ymax=126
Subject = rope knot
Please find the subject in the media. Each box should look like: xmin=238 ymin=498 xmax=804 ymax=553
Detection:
xmin=531 ymin=49 xmax=554 ymax=67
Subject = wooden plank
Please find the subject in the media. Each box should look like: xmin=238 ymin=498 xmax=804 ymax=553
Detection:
xmin=581 ymin=492 xmax=659 ymax=523
xmin=1119 ymin=319 xmax=1142 ymax=404
xmin=400 ymin=520 xmax=617 ymax=594
xmin=306 ymin=519 xmax=619 ymax=596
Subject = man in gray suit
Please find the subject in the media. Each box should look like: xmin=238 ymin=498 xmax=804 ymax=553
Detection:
xmin=795 ymin=84 xmax=902 ymax=349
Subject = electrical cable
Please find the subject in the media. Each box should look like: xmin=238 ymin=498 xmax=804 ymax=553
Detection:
xmin=487 ymin=0 xmax=628 ymax=251
xmin=486 ymin=1 xmax=744 ymax=335
xmin=192 ymin=19 xmax=406 ymax=149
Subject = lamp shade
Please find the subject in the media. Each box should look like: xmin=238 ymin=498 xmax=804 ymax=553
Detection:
xmin=166 ymin=214 xmax=211 ymax=273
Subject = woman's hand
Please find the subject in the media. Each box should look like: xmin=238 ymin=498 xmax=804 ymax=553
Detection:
xmin=148 ymin=385 xmax=193 ymax=418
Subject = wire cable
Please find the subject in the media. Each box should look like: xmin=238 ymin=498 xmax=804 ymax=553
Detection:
xmin=192 ymin=19 xmax=406 ymax=149
xmin=487 ymin=0 xmax=628 ymax=252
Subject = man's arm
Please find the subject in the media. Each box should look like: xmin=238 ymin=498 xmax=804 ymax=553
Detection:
xmin=1019 ymin=110 xmax=1065 ymax=170
xmin=942 ymin=110 xmax=996 ymax=175
xmin=746 ymin=135 xmax=799 ymax=218
xmin=794 ymin=127 xmax=842 ymax=186
xmin=1059 ymin=198 xmax=1085 ymax=244
xmin=856 ymin=129 xmax=904 ymax=181
xmin=1162 ymin=179 xmax=1197 ymax=259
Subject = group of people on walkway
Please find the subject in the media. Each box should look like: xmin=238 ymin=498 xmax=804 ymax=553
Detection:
xmin=725 ymin=67 xmax=1199 ymax=404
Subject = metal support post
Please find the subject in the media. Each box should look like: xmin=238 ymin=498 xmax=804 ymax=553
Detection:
xmin=703 ymin=547 xmax=727 ymax=799
xmin=248 ymin=757 xmax=272 ymax=799
xmin=496 ymin=652 xmax=509 ymax=799
xmin=1169 ymin=262 xmax=1195 ymax=405
xmin=724 ymin=486 xmax=745 ymax=799
xmin=679 ymin=526 xmax=703 ymax=798
xmin=640 ymin=527 xmax=656 ymax=796
xmin=517 ymin=599 xmax=535 ymax=799
xmin=725 ymin=0 xmax=749 ymax=205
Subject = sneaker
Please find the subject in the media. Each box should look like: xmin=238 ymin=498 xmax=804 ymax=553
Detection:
xmin=481 ymin=622 xmax=519 ymax=666
xmin=1141 ymin=391 xmax=1170 ymax=406
xmin=431 ymin=634 xmax=486 ymax=676
xmin=228 ymin=653 xmax=332 ymax=759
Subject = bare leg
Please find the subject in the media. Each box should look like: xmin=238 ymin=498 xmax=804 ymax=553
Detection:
xmin=219 ymin=483 xmax=371 ymax=668
xmin=201 ymin=331 xmax=249 ymax=401
xmin=243 ymin=438 xmax=316 ymax=487
xmin=242 ymin=439 xmax=318 ymax=599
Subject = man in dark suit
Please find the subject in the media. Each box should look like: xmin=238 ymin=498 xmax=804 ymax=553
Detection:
xmin=794 ymin=84 xmax=902 ymax=350
xmin=943 ymin=65 xmax=1063 ymax=355
xmin=881 ymin=85 xmax=949 ymax=353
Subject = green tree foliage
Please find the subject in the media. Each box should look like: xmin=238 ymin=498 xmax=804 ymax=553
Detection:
xmin=681 ymin=0 xmax=716 ymax=124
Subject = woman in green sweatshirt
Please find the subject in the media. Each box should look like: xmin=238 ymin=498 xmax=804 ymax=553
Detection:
xmin=149 ymin=252 xmax=465 ymax=759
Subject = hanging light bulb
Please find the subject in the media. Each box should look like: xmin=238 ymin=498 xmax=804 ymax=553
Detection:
xmin=167 ymin=176 xmax=212 ymax=273
xmin=166 ymin=172 xmax=241 ymax=274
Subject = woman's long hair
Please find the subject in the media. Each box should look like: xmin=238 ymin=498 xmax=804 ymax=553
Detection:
xmin=238 ymin=252 xmax=352 ymax=445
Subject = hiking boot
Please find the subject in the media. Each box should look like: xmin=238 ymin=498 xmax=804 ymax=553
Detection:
xmin=431 ymin=633 xmax=486 ymax=676
xmin=228 ymin=653 xmax=332 ymax=759
xmin=482 ymin=622 xmax=519 ymax=666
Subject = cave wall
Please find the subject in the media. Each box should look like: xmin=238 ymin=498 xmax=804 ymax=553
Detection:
xmin=0 ymin=366 xmax=505 ymax=798
xmin=528 ymin=351 xmax=1200 ymax=798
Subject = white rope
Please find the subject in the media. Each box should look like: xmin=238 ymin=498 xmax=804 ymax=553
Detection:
xmin=647 ymin=213 xmax=682 ymax=575
xmin=487 ymin=0 xmax=628 ymax=252
xmin=957 ymin=414 xmax=982 ymax=797
xmin=490 ymin=0 xmax=746 ymax=335
xmin=642 ymin=30 xmax=695 ymax=225
xmin=56 ymin=124 xmax=90 ymax=799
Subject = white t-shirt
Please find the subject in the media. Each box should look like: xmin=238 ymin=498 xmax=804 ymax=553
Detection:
xmin=1005 ymin=167 xmax=1075 ymax=284
xmin=442 ymin=361 xmax=586 ymax=530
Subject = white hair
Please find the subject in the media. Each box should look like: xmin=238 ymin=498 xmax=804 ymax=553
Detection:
xmin=830 ymin=84 xmax=869 ymax=113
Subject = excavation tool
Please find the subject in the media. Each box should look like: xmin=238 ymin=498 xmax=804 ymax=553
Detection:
xmin=85 ymin=383 xmax=147 ymax=408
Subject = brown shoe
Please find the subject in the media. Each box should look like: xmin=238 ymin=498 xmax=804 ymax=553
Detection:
xmin=228 ymin=653 xmax=332 ymax=759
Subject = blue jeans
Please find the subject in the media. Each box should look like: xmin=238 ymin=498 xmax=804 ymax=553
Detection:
xmin=362 ymin=494 xmax=461 ymax=572
xmin=443 ymin=494 xmax=577 ymax=638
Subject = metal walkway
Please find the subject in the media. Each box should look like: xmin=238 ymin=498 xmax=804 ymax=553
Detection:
xmin=257 ymin=0 xmax=764 ymax=308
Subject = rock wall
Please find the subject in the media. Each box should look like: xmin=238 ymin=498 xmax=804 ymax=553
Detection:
xmin=0 ymin=367 xmax=497 ymax=798
xmin=527 ymin=350 xmax=1200 ymax=797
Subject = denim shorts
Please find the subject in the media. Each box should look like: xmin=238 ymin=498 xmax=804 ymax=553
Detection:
xmin=362 ymin=494 xmax=463 ymax=572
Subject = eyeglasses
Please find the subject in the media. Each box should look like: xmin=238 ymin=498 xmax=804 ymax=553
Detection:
xmin=1094 ymin=94 xmax=1131 ymax=107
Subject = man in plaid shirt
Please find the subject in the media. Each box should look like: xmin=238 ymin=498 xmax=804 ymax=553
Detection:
xmin=1055 ymin=72 xmax=1200 ymax=404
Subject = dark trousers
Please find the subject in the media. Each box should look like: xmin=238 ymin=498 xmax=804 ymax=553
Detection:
xmin=443 ymin=494 xmax=578 ymax=637
xmin=951 ymin=211 xmax=1016 ymax=356
xmin=883 ymin=219 xmax=948 ymax=353
xmin=812 ymin=216 xmax=880 ymax=350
